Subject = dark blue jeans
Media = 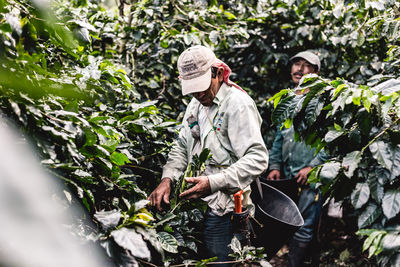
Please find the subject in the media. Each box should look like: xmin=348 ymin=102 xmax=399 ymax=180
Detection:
xmin=204 ymin=209 xmax=232 ymax=266
xmin=293 ymin=186 xmax=323 ymax=243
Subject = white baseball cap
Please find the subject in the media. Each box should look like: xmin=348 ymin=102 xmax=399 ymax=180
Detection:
xmin=177 ymin=45 xmax=217 ymax=96
xmin=290 ymin=51 xmax=320 ymax=71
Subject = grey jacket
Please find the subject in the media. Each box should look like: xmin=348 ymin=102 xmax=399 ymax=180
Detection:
xmin=268 ymin=125 xmax=327 ymax=179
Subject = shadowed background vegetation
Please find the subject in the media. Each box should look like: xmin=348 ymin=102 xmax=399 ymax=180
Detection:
xmin=0 ymin=0 xmax=399 ymax=266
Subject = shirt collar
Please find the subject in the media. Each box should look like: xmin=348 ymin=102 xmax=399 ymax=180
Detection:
xmin=212 ymin=83 xmax=230 ymax=106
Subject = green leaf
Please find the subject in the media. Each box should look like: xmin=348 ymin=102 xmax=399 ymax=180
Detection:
xmin=342 ymin=151 xmax=362 ymax=177
xmin=88 ymin=116 xmax=109 ymax=123
xmin=362 ymin=89 xmax=374 ymax=112
xmin=369 ymin=231 xmax=384 ymax=257
xmin=382 ymin=189 xmax=400 ymax=219
xmin=358 ymin=203 xmax=382 ymax=229
xmin=135 ymin=227 xmax=164 ymax=257
xmin=324 ymin=129 xmax=344 ymax=143
xmin=110 ymin=152 xmax=131 ymax=166
xmin=357 ymin=109 xmax=372 ymax=135
xmin=94 ymin=209 xmax=121 ymax=231
xmin=209 ymin=30 xmax=219 ymax=43
xmin=157 ymin=232 xmax=178 ymax=253
xmin=42 ymin=125 xmax=71 ymax=141
xmin=268 ymin=89 xmax=289 ymax=108
xmin=224 ymin=11 xmax=237 ymax=20
xmin=96 ymin=157 xmax=113 ymax=171
xmin=111 ymin=228 xmax=151 ymax=260
xmin=304 ymin=97 xmax=324 ymax=126
xmin=199 ymin=257 xmax=218 ymax=265
xmin=352 ymin=88 xmax=362 ymax=106
xmin=183 ymin=33 xmax=192 ymax=45
xmin=198 ymin=148 xmax=212 ymax=163
xmin=333 ymin=82 xmax=347 ymax=95
xmin=319 ymin=162 xmax=341 ymax=185
xmin=83 ymin=127 xmax=97 ymax=146
xmin=101 ymin=139 xmax=118 ymax=153
xmin=357 ymin=31 xmax=365 ymax=47
xmin=339 ymin=249 xmax=350 ymax=261
xmin=163 ymin=224 xmax=173 ymax=232
xmin=209 ymin=0 xmax=218 ymax=6
xmin=367 ymin=172 xmax=384 ymax=204
xmin=357 ymin=229 xmax=377 ymax=236
xmin=272 ymin=94 xmax=303 ymax=125
xmin=133 ymin=199 xmax=150 ymax=212
xmin=351 ymin=183 xmax=370 ymax=209
xmin=154 ymin=212 xmax=176 ymax=227
xmin=334 ymin=123 xmax=342 ymax=131
xmin=369 ymin=142 xmax=400 ymax=180
xmin=361 ymin=230 xmax=385 ymax=256
xmin=120 ymin=115 xmax=136 ymax=124
xmin=131 ymin=211 xmax=154 ymax=226
xmin=283 ymin=118 xmax=293 ymax=129
xmin=188 ymin=209 xmax=203 ymax=223
xmin=183 ymin=239 xmax=197 ymax=252
xmin=382 ymin=232 xmax=400 ymax=251
xmin=229 ymin=236 xmax=242 ymax=254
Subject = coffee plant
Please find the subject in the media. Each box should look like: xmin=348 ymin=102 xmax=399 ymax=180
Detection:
xmin=1 ymin=0 xmax=399 ymax=266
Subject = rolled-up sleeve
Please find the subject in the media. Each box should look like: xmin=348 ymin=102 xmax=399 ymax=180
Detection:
xmin=161 ymin=129 xmax=188 ymax=183
xmin=161 ymin=106 xmax=193 ymax=184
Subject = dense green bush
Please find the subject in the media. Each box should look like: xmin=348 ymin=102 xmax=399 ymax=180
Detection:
xmin=1 ymin=0 xmax=399 ymax=265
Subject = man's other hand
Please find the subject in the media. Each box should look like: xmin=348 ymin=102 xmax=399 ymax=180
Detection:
xmin=148 ymin=178 xmax=172 ymax=211
xmin=266 ymin=169 xmax=281 ymax=180
xmin=295 ymin=166 xmax=312 ymax=185
xmin=179 ymin=176 xmax=211 ymax=199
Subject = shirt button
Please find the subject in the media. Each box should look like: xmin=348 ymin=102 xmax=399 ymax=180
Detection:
xmin=289 ymin=153 xmax=292 ymax=156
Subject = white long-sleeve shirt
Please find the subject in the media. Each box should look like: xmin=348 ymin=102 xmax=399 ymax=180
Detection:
xmin=162 ymin=83 xmax=269 ymax=216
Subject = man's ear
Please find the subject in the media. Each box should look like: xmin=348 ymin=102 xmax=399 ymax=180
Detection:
xmin=217 ymin=67 xmax=224 ymax=82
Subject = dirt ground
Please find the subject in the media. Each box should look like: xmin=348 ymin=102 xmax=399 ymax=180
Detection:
xmin=267 ymin=210 xmax=375 ymax=267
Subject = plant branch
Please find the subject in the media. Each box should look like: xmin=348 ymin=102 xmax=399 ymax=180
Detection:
xmin=137 ymin=258 xmax=247 ymax=267
xmin=170 ymin=199 xmax=184 ymax=214
xmin=361 ymin=116 xmax=400 ymax=154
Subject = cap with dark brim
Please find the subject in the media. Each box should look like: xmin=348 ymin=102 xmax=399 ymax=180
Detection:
xmin=181 ymin=67 xmax=212 ymax=96
xmin=290 ymin=51 xmax=320 ymax=71
xmin=178 ymin=45 xmax=217 ymax=95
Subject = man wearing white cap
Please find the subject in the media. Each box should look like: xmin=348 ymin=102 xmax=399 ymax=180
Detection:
xmin=267 ymin=51 xmax=327 ymax=267
xmin=148 ymin=45 xmax=268 ymax=264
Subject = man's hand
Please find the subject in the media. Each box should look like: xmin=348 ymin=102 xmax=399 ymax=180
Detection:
xmin=148 ymin=178 xmax=172 ymax=211
xmin=179 ymin=176 xmax=211 ymax=199
xmin=295 ymin=166 xmax=312 ymax=185
xmin=266 ymin=169 xmax=281 ymax=180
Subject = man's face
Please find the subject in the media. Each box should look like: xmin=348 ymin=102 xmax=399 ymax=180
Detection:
xmin=290 ymin=58 xmax=317 ymax=85
xmin=191 ymin=68 xmax=221 ymax=106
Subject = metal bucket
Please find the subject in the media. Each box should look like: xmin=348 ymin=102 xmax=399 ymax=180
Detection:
xmin=262 ymin=178 xmax=299 ymax=203
xmin=251 ymin=181 xmax=304 ymax=260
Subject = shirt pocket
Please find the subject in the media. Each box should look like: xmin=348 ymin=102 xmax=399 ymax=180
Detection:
xmin=205 ymin=132 xmax=232 ymax=166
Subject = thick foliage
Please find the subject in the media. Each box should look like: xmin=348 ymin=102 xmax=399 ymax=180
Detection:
xmin=1 ymin=0 xmax=400 ymax=266
xmin=271 ymin=75 xmax=400 ymax=265
xmin=0 ymin=0 xmax=176 ymax=265
xmin=268 ymin=1 xmax=400 ymax=265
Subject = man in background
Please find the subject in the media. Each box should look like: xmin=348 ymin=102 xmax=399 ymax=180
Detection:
xmin=267 ymin=51 xmax=327 ymax=267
